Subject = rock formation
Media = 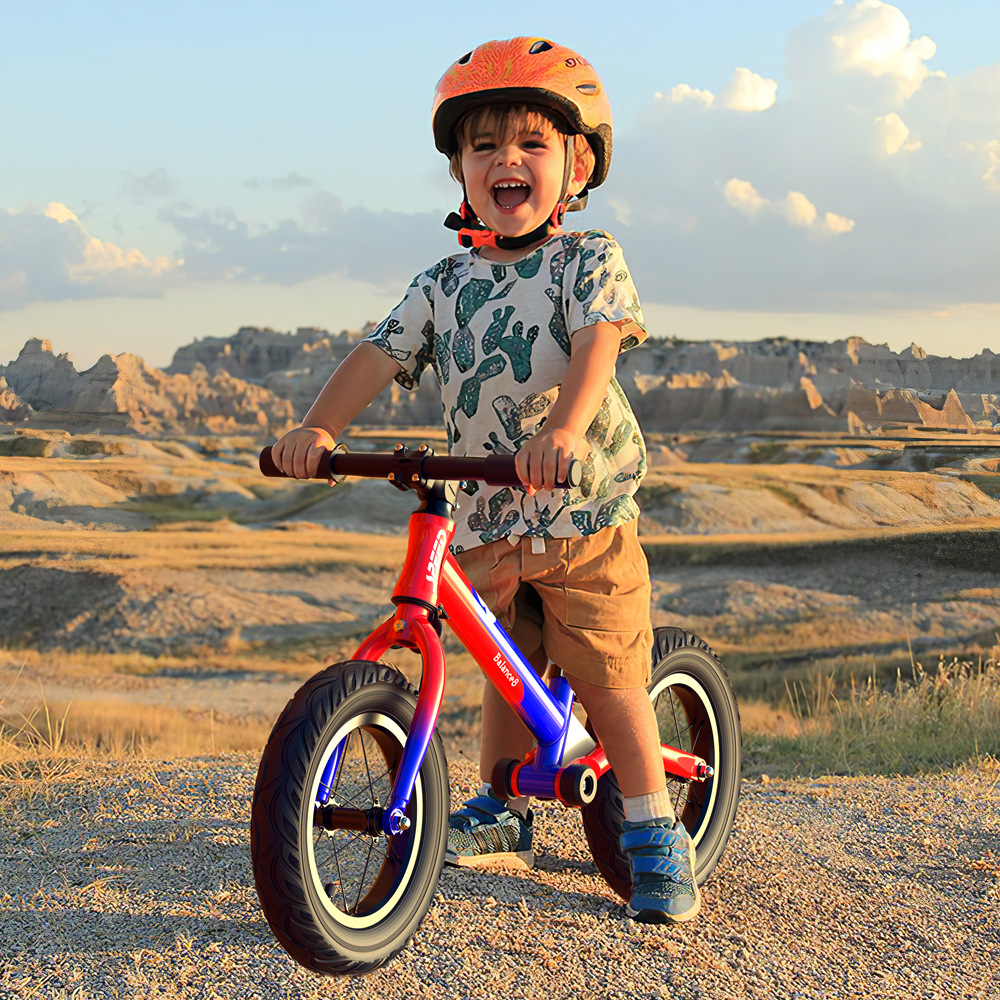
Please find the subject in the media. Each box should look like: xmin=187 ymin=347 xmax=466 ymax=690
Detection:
xmin=0 ymin=339 xmax=294 ymax=436
xmin=617 ymin=336 xmax=998 ymax=433
xmin=1 ymin=329 xmax=996 ymax=436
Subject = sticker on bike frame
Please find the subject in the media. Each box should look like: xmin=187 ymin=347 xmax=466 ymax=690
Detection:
xmin=469 ymin=586 xmax=533 ymax=700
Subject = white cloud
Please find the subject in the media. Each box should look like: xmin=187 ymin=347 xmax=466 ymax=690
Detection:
xmin=960 ymin=139 xmax=1000 ymax=192
xmin=655 ymin=84 xmax=715 ymax=106
xmin=788 ymin=0 xmax=944 ymax=108
xmin=829 ymin=0 xmax=940 ymax=99
xmin=720 ymin=68 xmax=777 ymax=111
xmin=243 ymin=172 xmax=317 ymax=191
xmin=159 ymin=193 xmax=448 ymax=289
xmin=119 ymin=169 xmax=177 ymax=202
xmin=723 ymin=179 xmax=766 ymax=217
xmin=598 ymin=2 xmax=998 ymax=315
xmin=0 ymin=203 xmax=182 ymax=310
xmin=724 ymin=179 xmax=855 ymax=237
xmin=875 ymin=112 xmax=920 ymax=154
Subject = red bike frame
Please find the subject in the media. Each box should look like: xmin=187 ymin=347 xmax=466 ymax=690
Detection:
xmin=351 ymin=507 xmax=712 ymax=837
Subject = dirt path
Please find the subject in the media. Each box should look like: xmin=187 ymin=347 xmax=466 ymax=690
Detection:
xmin=0 ymin=755 xmax=996 ymax=999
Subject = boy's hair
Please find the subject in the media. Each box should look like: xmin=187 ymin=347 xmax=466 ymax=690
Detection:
xmin=448 ymin=103 xmax=596 ymax=186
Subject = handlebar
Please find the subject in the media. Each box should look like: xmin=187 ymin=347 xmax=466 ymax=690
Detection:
xmin=259 ymin=445 xmax=581 ymax=490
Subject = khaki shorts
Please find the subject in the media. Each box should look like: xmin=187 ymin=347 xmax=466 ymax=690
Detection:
xmin=454 ymin=520 xmax=653 ymax=690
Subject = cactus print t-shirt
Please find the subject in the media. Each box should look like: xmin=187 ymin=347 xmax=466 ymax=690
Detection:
xmin=365 ymin=230 xmax=648 ymax=553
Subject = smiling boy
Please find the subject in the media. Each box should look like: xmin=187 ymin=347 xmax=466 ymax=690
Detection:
xmin=271 ymin=37 xmax=700 ymax=924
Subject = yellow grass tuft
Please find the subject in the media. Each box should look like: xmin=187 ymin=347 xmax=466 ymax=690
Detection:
xmin=743 ymin=644 xmax=1000 ymax=776
xmin=0 ymin=692 xmax=272 ymax=759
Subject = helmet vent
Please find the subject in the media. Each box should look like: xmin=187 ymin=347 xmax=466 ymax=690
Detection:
xmin=576 ymin=83 xmax=599 ymax=95
xmin=457 ymin=51 xmax=472 ymax=65
xmin=529 ymin=40 xmax=553 ymax=54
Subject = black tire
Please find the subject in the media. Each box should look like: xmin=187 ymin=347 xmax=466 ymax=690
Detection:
xmin=251 ymin=660 xmax=449 ymax=975
xmin=581 ymin=627 xmax=742 ymax=899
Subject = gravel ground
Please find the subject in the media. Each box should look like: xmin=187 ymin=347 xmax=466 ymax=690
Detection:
xmin=0 ymin=754 xmax=997 ymax=1000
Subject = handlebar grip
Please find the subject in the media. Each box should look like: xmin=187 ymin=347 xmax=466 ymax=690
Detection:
xmin=472 ymin=455 xmax=581 ymax=490
xmin=259 ymin=446 xmax=581 ymax=490
xmin=259 ymin=447 xmax=284 ymax=477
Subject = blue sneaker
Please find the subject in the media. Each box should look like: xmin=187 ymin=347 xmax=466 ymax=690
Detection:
xmin=621 ymin=819 xmax=701 ymax=923
xmin=444 ymin=789 xmax=533 ymax=870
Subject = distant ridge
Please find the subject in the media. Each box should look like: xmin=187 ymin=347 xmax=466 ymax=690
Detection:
xmin=0 ymin=337 xmax=294 ymax=435
xmin=1 ymin=327 xmax=997 ymax=435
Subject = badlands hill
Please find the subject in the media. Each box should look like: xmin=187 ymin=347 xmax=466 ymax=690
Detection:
xmin=0 ymin=337 xmax=294 ymax=436
xmin=1 ymin=326 xmax=998 ymax=436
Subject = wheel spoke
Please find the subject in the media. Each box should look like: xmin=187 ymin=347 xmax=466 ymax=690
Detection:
xmin=360 ymin=730 xmax=376 ymax=804
xmin=667 ymin=690 xmax=683 ymax=747
xmin=354 ymin=839 xmax=377 ymax=913
xmin=330 ymin=766 xmax=391 ymax=811
xmin=329 ymin=829 xmax=350 ymax=913
xmin=656 ymin=687 xmax=696 ymax=751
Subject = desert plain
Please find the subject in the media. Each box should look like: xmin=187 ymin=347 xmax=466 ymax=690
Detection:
xmin=2 ymin=424 xmax=999 ymax=742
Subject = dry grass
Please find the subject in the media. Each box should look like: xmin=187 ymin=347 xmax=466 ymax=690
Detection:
xmin=0 ymin=642 xmax=483 ymax=763
xmin=0 ymin=524 xmax=405 ymax=572
xmin=4 ymin=638 xmax=996 ymax=780
xmin=743 ymin=644 xmax=1000 ymax=777
xmin=0 ymin=675 xmax=272 ymax=759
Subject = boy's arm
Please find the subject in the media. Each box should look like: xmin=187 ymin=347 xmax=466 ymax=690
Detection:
xmin=271 ymin=342 xmax=403 ymax=478
xmin=515 ymin=321 xmax=622 ymax=493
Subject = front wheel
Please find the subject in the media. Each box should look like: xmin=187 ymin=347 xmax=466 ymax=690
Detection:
xmin=581 ymin=627 xmax=742 ymax=899
xmin=250 ymin=660 xmax=449 ymax=975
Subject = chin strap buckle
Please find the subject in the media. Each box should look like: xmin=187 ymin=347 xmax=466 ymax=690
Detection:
xmin=443 ymin=199 xmax=562 ymax=251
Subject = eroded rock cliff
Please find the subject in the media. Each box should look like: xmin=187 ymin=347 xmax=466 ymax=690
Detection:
xmin=0 ymin=339 xmax=294 ymax=435
xmin=2 ymin=329 xmax=996 ymax=436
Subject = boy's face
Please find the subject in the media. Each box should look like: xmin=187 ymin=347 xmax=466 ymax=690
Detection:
xmin=459 ymin=118 xmax=576 ymax=241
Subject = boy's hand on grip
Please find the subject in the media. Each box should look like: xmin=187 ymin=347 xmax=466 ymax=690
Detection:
xmin=515 ymin=427 xmax=578 ymax=495
xmin=270 ymin=427 xmax=336 ymax=480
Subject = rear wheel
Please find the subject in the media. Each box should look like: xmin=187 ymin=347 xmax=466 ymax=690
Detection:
xmin=251 ymin=660 xmax=449 ymax=975
xmin=581 ymin=628 xmax=742 ymax=898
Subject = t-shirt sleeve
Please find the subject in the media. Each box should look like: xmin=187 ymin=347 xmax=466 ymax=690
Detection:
xmin=363 ymin=275 xmax=436 ymax=390
xmin=565 ymin=233 xmax=647 ymax=352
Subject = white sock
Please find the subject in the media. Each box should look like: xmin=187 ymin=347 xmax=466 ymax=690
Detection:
xmin=623 ymin=789 xmax=676 ymax=824
xmin=480 ymin=782 xmax=529 ymax=819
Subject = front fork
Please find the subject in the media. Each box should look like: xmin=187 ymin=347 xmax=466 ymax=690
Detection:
xmin=320 ymin=611 xmax=445 ymax=836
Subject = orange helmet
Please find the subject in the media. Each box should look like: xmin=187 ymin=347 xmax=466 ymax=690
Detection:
xmin=432 ymin=37 xmax=613 ymax=189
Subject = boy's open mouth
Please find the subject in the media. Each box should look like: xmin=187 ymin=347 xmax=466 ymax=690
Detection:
xmin=493 ymin=181 xmax=530 ymax=209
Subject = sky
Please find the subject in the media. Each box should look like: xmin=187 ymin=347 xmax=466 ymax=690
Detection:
xmin=1 ymin=0 xmax=999 ymax=370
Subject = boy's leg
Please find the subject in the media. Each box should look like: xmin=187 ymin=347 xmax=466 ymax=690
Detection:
xmin=569 ymin=678 xmax=665 ymax=798
xmin=529 ymin=522 xmax=699 ymax=922
xmin=445 ymin=661 xmax=538 ymax=870
xmin=478 ymin=578 xmax=547 ymax=808
xmin=447 ymin=545 xmax=541 ymax=869
xmin=479 ymin=678 xmax=535 ymax=801
xmin=570 ymin=674 xmax=700 ymax=923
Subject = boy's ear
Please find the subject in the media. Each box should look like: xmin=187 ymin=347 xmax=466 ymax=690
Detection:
xmin=567 ymin=154 xmax=592 ymax=197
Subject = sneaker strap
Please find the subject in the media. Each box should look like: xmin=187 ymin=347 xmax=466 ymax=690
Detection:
xmin=620 ymin=823 xmax=682 ymax=852
xmin=629 ymin=854 xmax=690 ymax=881
xmin=450 ymin=794 xmax=512 ymax=830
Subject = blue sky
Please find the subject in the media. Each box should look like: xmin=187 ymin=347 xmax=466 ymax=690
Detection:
xmin=2 ymin=1 xmax=999 ymax=369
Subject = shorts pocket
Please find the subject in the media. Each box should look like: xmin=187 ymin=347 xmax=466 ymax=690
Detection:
xmin=562 ymin=522 xmax=650 ymax=632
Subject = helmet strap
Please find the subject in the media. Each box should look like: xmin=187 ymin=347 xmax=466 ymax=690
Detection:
xmin=443 ymin=135 xmax=584 ymax=250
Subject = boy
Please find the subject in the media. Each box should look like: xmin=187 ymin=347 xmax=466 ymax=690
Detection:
xmin=271 ymin=37 xmax=699 ymax=924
